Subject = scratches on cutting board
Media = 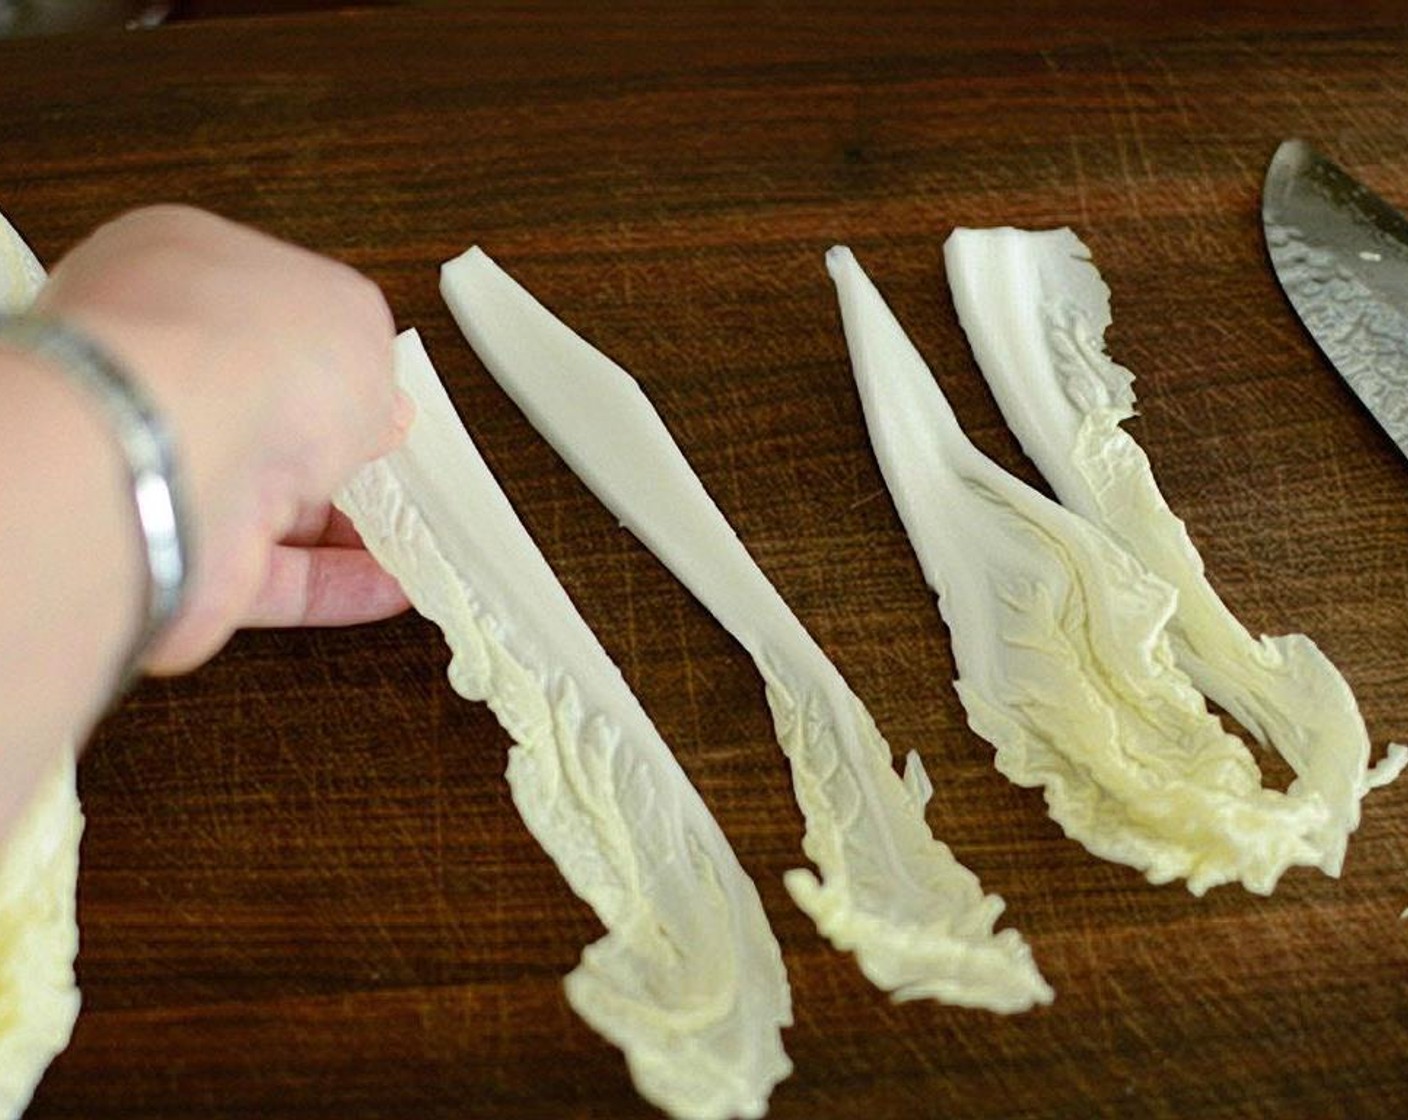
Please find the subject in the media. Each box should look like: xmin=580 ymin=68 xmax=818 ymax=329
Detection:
xmin=1103 ymin=47 xmax=1149 ymax=219
xmin=1068 ymin=134 xmax=1094 ymax=229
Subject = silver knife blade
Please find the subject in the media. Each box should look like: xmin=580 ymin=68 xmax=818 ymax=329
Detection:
xmin=1263 ymin=138 xmax=1408 ymax=459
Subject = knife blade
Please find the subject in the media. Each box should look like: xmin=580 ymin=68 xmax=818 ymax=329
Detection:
xmin=1263 ymin=138 xmax=1408 ymax=458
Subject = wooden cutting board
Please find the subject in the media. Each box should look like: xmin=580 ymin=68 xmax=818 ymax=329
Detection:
xmin=7 ymin=4 xmax=1408 ymax=1116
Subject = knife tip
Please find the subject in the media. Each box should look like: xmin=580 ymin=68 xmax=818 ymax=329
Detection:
xmin=1264 ymin=138 xmax=1319 ymax=215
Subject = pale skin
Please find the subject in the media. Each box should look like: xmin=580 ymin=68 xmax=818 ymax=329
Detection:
xmin=0 ymin=205 xmax=413 ymax=835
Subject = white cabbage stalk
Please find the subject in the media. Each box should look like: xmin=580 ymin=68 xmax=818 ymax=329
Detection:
xmin=943 ymin=227 xmax=1406 ymax=876
xmin=441 ymin=247 xmax=1053 ymax=1013
xmin=828 ymin=245 xmax=1330 ymax=896
xmin=336 ymin=332 xmax=792 ymax=1120
xmin=0 ymin=754 xmax=83 ymax=1120
xmin=0 ymin=209 xmax=84 ymax=1120
xmin=0 ymin=211 xmax=45 ymax=309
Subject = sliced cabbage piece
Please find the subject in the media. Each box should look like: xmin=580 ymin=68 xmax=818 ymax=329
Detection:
xmin=440 ymin=247 xmax=1052 ymax=1013
xmin=335 ymin=331 xmax=792 ymax=1120
xmin=0 ymin=207 xmax=84 ymax=1120
xmin=828 ymin=245 xmax=1329 ymax=896
xmin=0 ymin=753 xmax=83 ymax=1120
xmin=943 ymin=227 xmax=1406 ymax=877
xmin=0 ymin=211 xmax=44 ymax=311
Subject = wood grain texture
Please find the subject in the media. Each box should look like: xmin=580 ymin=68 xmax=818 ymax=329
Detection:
xmin=5 ymin=2 xmax=1408 ymax=1116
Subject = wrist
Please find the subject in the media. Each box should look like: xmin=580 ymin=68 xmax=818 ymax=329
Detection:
xmin=0 ymin=347 xmax=142 ymax=825
xmin=0 ymin=315 xmax=191 ymax=689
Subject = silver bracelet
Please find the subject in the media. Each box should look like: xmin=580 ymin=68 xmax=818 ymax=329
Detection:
xmin=0 ymin=312 xmax=190 ymax=691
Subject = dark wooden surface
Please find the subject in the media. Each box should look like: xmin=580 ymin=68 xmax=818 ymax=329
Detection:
xmin=168 ymin=1 xmax=398 ymax=20
xmin=5 ymin=3 xmax=1408 ymax=1116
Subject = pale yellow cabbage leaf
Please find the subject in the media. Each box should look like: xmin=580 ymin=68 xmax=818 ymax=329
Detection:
xmin=944 ymin=227 xmax=1406 ymax=878
xmin=830 ymin=245 xmax=1328 ymax=896
xmin=337 ymin=331 xmax=793 ymax=1120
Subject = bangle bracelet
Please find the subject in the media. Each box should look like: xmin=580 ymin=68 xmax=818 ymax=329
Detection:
xmin=0 ymin=312 xmax=190 ymax=691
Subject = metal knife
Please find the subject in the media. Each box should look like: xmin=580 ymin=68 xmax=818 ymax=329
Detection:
xmin=1263 ymin=138 xmax=1408 ymax=457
